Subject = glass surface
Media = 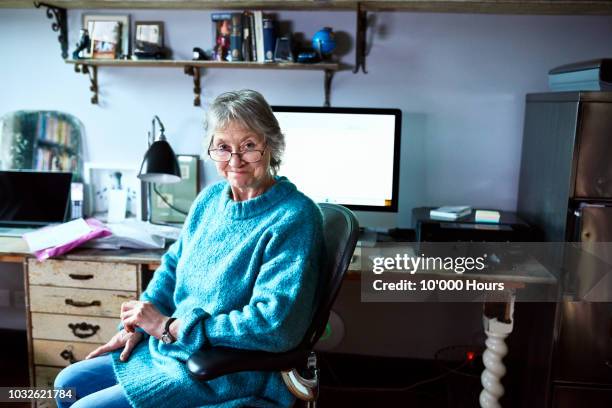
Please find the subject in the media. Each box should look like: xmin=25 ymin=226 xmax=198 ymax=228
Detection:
xmin=0 ymin=111 xmax=84 ymax=181
xmin=273 ymin=108 xmax=400 ymax=211
xmin=0 ymin=170 xmax=72 ymax=225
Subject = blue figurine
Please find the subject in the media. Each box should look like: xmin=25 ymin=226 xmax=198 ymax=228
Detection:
xmin=72 ymin=29 xmax=91 ymax=60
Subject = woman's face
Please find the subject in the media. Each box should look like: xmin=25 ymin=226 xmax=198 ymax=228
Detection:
xmin=211 ymin=121 xmax=272 ymax=191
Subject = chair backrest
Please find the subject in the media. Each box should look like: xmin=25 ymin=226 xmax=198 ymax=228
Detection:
xmin=301 ymin=203 xmax=359 ymax=348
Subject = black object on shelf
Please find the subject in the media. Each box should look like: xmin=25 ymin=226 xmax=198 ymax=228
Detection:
xmin=412 ymin=207 xmax=537 ymax=242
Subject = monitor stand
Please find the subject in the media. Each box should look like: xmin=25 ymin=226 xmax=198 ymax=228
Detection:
xmin=357 ymin=227 xmax=378 ymax=247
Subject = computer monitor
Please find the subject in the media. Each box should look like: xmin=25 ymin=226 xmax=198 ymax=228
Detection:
xmin=272 ymin=106 xmax=401 ymax=212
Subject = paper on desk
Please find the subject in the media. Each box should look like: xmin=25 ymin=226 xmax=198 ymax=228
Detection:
xmin=85 ymin=219 xmax=166 ymax=249
xmin=23 ymin=218 xmax=92 ymax=252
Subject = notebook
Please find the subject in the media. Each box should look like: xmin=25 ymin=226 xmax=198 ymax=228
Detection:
xmin=0 ymin=170 xmax=72 ymax=237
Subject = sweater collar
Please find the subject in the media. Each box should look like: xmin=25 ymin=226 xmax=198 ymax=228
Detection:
xmin=219 ymin=176 xmax=296 ymax=219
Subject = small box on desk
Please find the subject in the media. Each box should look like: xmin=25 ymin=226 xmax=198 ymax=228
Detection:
xmin=412 ymin=207 xmax=537 ymax=242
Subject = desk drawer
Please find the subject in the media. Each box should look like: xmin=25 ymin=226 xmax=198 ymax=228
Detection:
xmin=28 ymin=259 xmax=137 ymax=291
xmin=33 ymin=339 xmax=102 ymax=367
xmin=34 ymin=366 xmax=61 ymax=408
xmin=32 ymin=313 xmax=119 ymax=344
xmin=29 ymin=286 xmax=136 ymax=317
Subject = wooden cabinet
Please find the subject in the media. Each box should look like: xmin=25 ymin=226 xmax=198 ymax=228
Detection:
xmin=25 ymin=259 xmax=141 ymax=407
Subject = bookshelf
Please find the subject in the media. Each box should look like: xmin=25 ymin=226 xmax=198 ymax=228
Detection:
xmin=0 ymin=111 xmax=84 ymax=181
xmin=20 ymin=0 xmax=612 ymax=105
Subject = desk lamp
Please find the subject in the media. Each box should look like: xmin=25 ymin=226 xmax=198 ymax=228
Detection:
xmin=138 ymin=115 xmax=182 ymax=222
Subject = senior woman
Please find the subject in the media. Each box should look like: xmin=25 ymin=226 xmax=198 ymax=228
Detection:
xmin=54 ymin=89 xmax=324 ymax=408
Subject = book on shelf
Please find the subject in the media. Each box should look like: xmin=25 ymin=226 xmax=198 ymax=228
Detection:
xmin=211 ymin=10 xmax=282 ymax=64
xmin=429 ymin=206 xmax=472 ymax=220
xmin=262 ymin=17 xmax=276 ymax=62
xmin=211 ymin=12 xmax=232 ymax=61
xmin=253 ymin=11 xmax=265 ymax=63
xmin=474 ymin=210 xmax=500 ymax=223
xmin=230 ymin=13 xmax=243 ymax=62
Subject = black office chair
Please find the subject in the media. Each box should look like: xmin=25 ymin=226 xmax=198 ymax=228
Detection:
xmin=187 ymin=203 xmax=359 ymax=407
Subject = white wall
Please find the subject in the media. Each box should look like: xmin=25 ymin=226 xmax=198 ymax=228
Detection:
xmin=2 ymin=8 xmax=612 ymax=228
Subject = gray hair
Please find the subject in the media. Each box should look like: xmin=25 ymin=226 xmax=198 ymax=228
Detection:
xmin=205 ymin=89 xmax=285 ymax=175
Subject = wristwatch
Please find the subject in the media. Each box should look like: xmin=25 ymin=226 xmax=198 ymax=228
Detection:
xmin=161 ymin=317 xmax=177 ymax=344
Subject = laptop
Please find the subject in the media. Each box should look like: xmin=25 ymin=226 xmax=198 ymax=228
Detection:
xmin=0 ymin=170 xmax=72 ymax=237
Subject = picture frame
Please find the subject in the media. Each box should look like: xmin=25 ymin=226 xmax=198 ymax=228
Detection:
xmin=135 ymin=21 xmax=164 ymax=50
xmin=83 ymin=162 xmax=141 ymax=220
xmin=82 ymin=14 xmax=130 ymax=59
xmin=150 ymin=155 xmax=200 ymax=224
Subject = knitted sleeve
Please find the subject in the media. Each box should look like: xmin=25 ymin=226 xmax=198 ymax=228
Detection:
xmin=175 ymin=206 xmax=323 ymax=354
xmin=139 ymin=237 xmax=182 ymax=316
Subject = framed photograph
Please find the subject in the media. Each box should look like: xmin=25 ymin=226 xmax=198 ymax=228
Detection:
xmin=83 ymin=162 xmax=141 ymax=220
xmin=135 ymin=21 xmax=164 ymax=50
xmin=83 ymin=14 xmax=130 ymax=59
xmin=150 ymin=155 xmax=200 ymax=224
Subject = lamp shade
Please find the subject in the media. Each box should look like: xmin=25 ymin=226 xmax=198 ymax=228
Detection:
xmin=138 ymin=139 xmax=182 ymax=183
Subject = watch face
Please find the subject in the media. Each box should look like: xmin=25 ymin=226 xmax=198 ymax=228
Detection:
xmin=161 ymin=333 xmax=172 ymax=344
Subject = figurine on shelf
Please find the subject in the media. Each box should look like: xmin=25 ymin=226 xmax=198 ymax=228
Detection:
xmin=192 ymin=47 xmax=208 ymax=61
xmin=72 ymin=29 xmax=91 ymax=60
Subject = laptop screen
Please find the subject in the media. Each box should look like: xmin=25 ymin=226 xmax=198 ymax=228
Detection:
xmin=0 ymin=171 xmax=72 ymax=226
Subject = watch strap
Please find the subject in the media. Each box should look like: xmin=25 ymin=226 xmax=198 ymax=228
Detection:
xmin=163 ymin=317 xmax=177 ymax=341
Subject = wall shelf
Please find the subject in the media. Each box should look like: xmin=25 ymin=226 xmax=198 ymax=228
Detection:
xmin=66 ymin=59 xmax=343 ymax=106
xmin=5 ymin=1 xmax=612 ymax=15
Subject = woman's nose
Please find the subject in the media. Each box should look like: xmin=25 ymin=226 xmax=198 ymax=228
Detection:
xmin=228 ymin=153 xmax=243 ymax=167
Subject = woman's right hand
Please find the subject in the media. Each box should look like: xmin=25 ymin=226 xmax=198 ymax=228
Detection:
xmin=85 ymin=329 xmax=144 ymax=362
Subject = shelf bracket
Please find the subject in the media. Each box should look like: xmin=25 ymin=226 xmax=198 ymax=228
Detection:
xmin=324 ymin=70 xmax=334 ymax=107
xmin=34 ymin=2 xmax=68 ymax=60
xmin=354 ymin=2 xmax=368 ymax=74
xmin=74 ymin=64 xmax=98 ymax=104
xmin=184 ymin=66 xmax=202 ymax=107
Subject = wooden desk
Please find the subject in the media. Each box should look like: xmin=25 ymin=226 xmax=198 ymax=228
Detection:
xmin=0 ymin=238 xmax=558 ymax=408
xmin=0 ymin=237 xmax=164 ymax=408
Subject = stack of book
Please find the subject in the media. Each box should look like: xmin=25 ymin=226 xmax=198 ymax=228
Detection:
xmin=548 ymin=59 xmax=612 ymax=91
xmin=212 ymin=11 xmax=276 ymax=63
xmin=429 ymin=206 xmax=472 ymax=221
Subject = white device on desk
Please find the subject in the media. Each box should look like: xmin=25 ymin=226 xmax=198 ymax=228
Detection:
xmin=0 ymin=170 xmax=72 ymax=237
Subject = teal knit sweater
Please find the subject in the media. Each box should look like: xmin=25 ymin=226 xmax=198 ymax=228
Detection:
xmin=111 ymin=177 xmax=323 ymax=408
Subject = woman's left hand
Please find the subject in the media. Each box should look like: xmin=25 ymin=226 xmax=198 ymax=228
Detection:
xmin=120 ymin=300 xmax=167 ymax=339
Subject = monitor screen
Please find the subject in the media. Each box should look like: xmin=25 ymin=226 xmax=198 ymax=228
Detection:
xmin=273 ymin=106 xmax=401 ymax=212
xmin=0 ymin=170 xmax=72 ymax=226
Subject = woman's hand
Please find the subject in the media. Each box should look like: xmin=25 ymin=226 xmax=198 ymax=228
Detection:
xmin=120 ymin=300 xmax=167 ymax=339
xmin=86 ymin=330 xmax=143 ymax=362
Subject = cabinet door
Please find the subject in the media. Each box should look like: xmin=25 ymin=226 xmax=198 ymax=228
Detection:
xmin=575 ymin=102 xmax=612 ymax=199
xmin=554 ymin=301 xmax=612 ymax=385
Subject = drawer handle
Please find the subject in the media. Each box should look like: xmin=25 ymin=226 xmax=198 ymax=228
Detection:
xmin=65 ymin=299 xmax=101 ymax=308
xmin=606 ymin=360 xmax=612 ymax=370
xmin=60 ymin=346 xmax=78 ymax=364
xmin=68 ymin=322 xmax=100 ymax=339
xmin=68 ymin=274 xmax=94 ymax=280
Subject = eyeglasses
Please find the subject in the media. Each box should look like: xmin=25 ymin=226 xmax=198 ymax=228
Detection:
xmin=208 ymin=145 xmax=266 ymax=163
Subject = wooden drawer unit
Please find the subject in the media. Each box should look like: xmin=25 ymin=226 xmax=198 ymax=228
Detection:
xmin=28 ymin=259 xmax=138 ymax=291
xmin=33 ymin=339 xmax=101 ymax=367
xmin=31 ymin=313 xmax=119 ymax=344
xmin=34 ymin=366 xmax=62 ymax=408
xmin=25 ymin=258 xmax=142 ymax=399
xmin=29 ymin=286 xmax=137 ymax=317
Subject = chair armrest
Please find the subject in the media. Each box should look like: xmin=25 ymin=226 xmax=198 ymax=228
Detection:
xmin=187 ymin=347 xmax=310 ymax=381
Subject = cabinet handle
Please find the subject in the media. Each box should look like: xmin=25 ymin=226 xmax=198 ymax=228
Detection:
xmin=68 ymin=273 xmax=94 ymax=280
xmin=65 ymin=299 xmax=101 ymax=308
xmin=68 ymin=322 xmax=100 ymax=338
xmin=606 ymin=360 xmax=612 ymax=370
xmin=60 ymin=346 xmax=78 ymax=364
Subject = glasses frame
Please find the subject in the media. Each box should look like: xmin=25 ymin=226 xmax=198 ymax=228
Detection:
xmin=207 ymin=144 xmax=267 ymax=163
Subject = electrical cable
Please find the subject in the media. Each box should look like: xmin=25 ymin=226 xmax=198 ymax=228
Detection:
xmin=153 ymin=184 xmax=188 ymax=215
